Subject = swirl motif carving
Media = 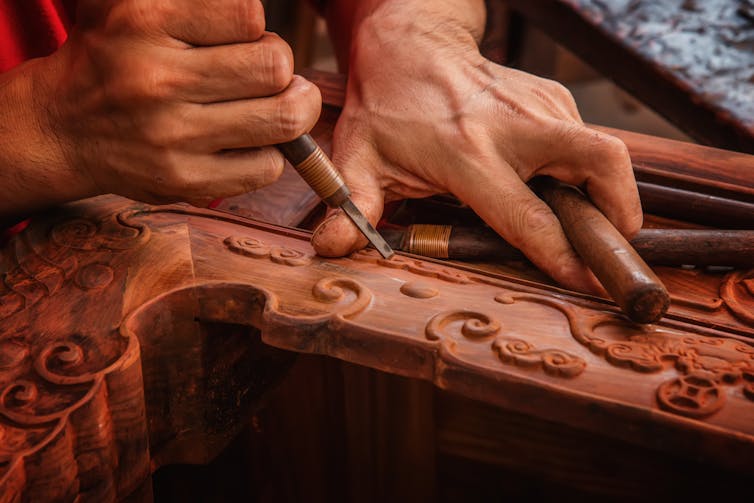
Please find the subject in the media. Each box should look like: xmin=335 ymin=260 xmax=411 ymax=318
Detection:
xmin=500 ymin=293 xmax=754 ymax=418
xmin=0 ymin=332 xmax=132 ymax=425
xmin=425 ymin=311 xmax=501 ymax=341
xmin=720 ymin=269 xmax=754 ymax=325
xmin=1 ymin=210 xmax=148 ymax=322
xmin=492 ymin=338 xmax=586 ymax=378
xmin=51 ymin=212 xmax=150 ymax=251
xmin=311 ymin=276 xmax=373 ymax=318
xmin=224 ymin=236 xmax=312 ymax=266
xmin=50 ymin=218 xmax=98 ymax=250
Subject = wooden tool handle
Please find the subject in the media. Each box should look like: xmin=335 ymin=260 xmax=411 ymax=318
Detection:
xmin=276 ymin=134 xmax=350 ymax=207
xmin=533 ymin=177 xmax=670 ymax=324
xmin=394 ymin=225 xmax=754 ymax=267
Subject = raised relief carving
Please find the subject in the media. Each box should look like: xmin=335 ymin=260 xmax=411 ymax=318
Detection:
xmin=720 ymin=269 xmax=754 ymax=325
xmin=496 ymin=293 xmax=754 ymax=418
xmin=425 ymin=310 xmax=501 ymax=341
xmin=492 ymin=338 xmax=586 ymax=378
xmin=400 ymin=281 xmax=439 ymax=299
xmin=1 ymin=210 xmax=149 ymax=321
xmin=352 ymin=249 xmax=473 ymax=284
xmin=311 ymin=276 xmax=372 ymax=319
xmin=224 ymin=236 xmax=312 ymax=266
xmin=0 ymin=328 xmax=149 ymax=500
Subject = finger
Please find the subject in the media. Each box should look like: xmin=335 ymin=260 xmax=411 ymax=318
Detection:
xmin=185 ymin=75 xmax=322 ymax=151
xmin=451 ymin=163 xmax=604 ymax=294
xmin=538 ymin=123 xmax=643 ymax=238
xmin=112 ymin=0 xmax=266 ymax=46
xmin=152 ymin=146 xmax=285 ymax=205
xmin=311 ymin=147 xmax=385 ymax=257
xmin=180 ymin=33 xmax=294 ymax=103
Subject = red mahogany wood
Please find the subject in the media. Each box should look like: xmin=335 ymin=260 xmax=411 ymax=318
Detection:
xmin=2 ymin=194 xmax=754 ymax=501
xmin=4 ymin=71 xmax=754 ymax=501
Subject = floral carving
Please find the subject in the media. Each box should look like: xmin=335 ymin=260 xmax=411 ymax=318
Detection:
xmin=492 ymin=338 xmax=586 ymax=378
xmin=224 ymin=236 xmax=312 ymax=266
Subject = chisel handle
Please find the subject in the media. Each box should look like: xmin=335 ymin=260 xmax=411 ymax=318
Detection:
xmin=276 ymin=134 xmax=350 ymax=207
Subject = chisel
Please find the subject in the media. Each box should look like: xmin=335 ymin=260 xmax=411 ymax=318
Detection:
xmin=276 ymin=134 xmax=394 ymax=259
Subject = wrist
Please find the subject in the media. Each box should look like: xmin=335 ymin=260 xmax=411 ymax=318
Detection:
xmin=327 ymin=0 xmax=486 ymax=70
xmin=352 ymin=0 xmax=486 ymax=44
xmin=0 ymin=55 xmax=98 ymax=219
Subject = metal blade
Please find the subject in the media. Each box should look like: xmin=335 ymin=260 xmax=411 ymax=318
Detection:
xmin=341 ymin=198 xmax=395 ymax=259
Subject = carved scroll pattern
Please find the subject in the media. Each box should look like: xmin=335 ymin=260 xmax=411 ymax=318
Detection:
xmin=224 ymin=236 xmax=312 ymax=266
xmin=720 ymin=269 xmax=754 ymax=326
xmin=496 ymin=294 xmax=754 ymax=418
xmin=352 ymin=248 xmax=754 ymax=417
xmin=0 ymin=211 xmax=149 ymax=321
xmin=0 ymin=329 xmax=148 ymax=500
xmin=311 ymin=276 xmax=373 ymax=319
xmin=0 ymin=208 xmax=151 ymax=500
xmin=424 ymin=310 xmax=587 ymax=379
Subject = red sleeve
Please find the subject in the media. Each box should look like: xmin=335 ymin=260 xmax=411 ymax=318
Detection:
xmin=0 ymin=0 xmax=76 ymax=72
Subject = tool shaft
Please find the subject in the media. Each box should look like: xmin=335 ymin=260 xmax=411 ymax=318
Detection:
xmin=387 ymin=225 xmax=754 ymax=267
xmin=534 ymin=177 xmax=669 ymax=324
xmin=276 ymin=134 xmax=394 ymax=259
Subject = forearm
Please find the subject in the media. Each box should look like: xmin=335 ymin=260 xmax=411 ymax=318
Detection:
xmin=323 ymin=0 xmax=486 ymax=69
xmin=0 ymin=57 xmax=94 ymax=225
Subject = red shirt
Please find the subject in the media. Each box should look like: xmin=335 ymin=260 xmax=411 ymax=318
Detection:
xmin=0 ymin=0 xmax=76 ymax=72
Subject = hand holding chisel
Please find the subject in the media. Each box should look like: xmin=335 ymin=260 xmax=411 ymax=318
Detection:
xmin=276 ymin=134 xmax=394 ymax=259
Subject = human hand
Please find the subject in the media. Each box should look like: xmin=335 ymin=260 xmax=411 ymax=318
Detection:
xmin=311 ymin=3 xmax=641 ymax=293
xmin=35 ymin=0 xmax=321 ymax=206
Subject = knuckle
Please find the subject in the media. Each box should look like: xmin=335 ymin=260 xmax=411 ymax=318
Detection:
xmin=105 ymin=58 xmax=177 ymax=102
xmin=108 ymin=0 xmax=163 ymax=33
xmin=600 ymin=134 xmax=630 ymax=161
xmin=545 ymin=79 xmax=576 ymax=104
xmin=273 ymin=82 xmax=320 ymax=139
xmin=507 ymin=199 xmax=555 ymax=245
xmin=236 ymin=0 xmax=266 ymax=40
xmin=252 ymin=149 xmax=286 ymax=189
xmin=262 ymin=37 xmax=294 ymax=92
xmin=140 ymin=112 xmax=183 ymax=147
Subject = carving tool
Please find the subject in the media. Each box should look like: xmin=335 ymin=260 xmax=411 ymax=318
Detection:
xmin=383 ymin=225 xmax=754 ymax=267
xmin=532 ymin=176 xmax=670 ymax=324
xmin=276 ymin=134 xmax=394 ymax=259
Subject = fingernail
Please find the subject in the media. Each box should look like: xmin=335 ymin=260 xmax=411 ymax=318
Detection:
xmin=313 ymin=210 xmax=341 ymax=236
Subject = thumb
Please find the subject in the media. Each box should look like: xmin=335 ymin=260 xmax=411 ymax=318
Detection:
xmin=311 ymin=146 xmax=384 ymax=257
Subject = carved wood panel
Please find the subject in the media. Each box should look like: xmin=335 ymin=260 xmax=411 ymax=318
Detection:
xmin=4 ymin=195 xmax=754 ymax=502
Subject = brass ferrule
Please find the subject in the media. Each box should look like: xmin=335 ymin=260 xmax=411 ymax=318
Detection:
xmin=294 ymin=147 xmax=345 ymax=201
xmin=406 ymin=224 xmax=452 ymax=259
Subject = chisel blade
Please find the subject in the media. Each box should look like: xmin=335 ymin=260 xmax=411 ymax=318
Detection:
xmin=340 ymin=198 xmax=395 ymax=259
